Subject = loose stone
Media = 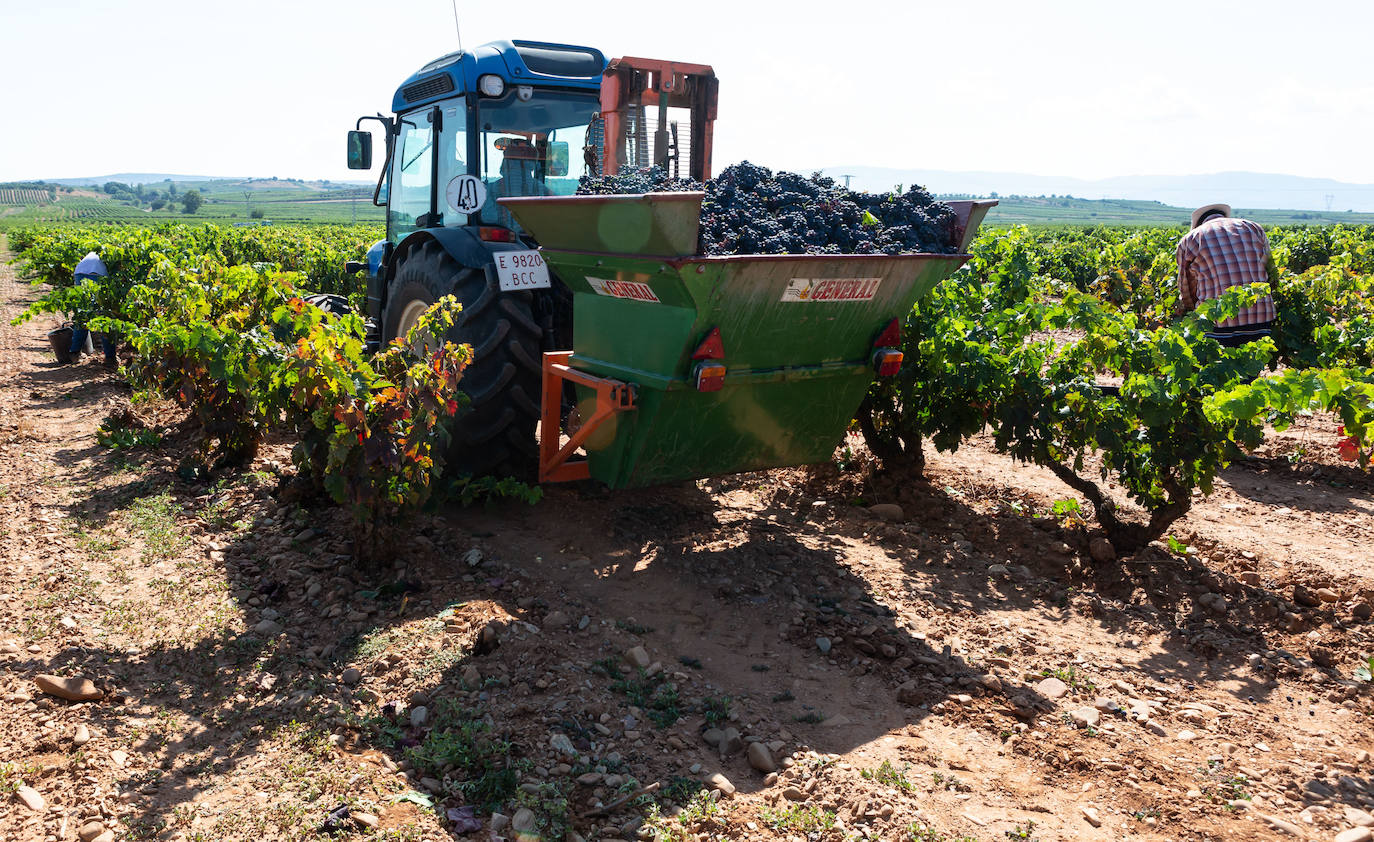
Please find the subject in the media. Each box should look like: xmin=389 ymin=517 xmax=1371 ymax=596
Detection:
xmin=34 ymin=674 xmax=103 ymax=702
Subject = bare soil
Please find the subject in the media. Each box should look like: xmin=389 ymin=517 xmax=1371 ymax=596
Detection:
xmin=2 ymin=238 xmax=1372 ymax=842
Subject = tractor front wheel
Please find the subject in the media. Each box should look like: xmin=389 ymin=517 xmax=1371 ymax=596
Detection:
xmin=383 ymin=241 xmax=542 ymax=479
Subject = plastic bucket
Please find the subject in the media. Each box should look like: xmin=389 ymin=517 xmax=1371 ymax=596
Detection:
xmin=48 ymin=327 xmax=75 ymax=364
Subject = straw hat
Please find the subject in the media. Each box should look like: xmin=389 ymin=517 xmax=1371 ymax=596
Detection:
xmin=1190 ymin=203 xmax=1232 ymax=229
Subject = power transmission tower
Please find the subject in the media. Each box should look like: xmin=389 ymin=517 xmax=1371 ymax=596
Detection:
xmin=841 ymin=174 xmax=854 ymax=189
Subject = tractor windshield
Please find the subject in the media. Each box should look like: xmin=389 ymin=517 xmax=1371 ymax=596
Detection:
xmin=389 ymin=102 xmax=470 ymax=244
xmin=476 ymin=89 xmax=602 ymax=230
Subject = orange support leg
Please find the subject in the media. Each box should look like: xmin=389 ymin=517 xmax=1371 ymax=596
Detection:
xmin=539 ymin=352 xmax=637 ymax=483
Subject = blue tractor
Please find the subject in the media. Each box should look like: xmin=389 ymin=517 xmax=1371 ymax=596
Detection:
xmin=347 ymin=39 xmax=717 ymax=478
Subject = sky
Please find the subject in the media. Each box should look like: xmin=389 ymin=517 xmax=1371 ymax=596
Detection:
xmin=3 ymin=0 xmax=1374 ymax=187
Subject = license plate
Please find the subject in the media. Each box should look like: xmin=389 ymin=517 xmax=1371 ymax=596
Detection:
xmin=494 ymin=250 xmax=550 ymax=291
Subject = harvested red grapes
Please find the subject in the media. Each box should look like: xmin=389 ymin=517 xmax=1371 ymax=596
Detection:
xmin=578 ymin=161 xmax=959 ymax=256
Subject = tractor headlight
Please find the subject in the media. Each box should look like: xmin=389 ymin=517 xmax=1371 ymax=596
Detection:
xmin=478 ymin=74 xmax=505 ymax=97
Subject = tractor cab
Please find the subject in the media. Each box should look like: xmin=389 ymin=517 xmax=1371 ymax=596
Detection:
xmin=344 ymin=40 xmax=721 ymax=480
xmin=348 ymin=41 xmax=719 ymax=250
xmin=349 ymin=40 xmax=607 ymax=247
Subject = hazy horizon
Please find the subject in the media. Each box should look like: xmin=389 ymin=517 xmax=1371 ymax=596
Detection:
xmin=24 ymin=166 xmax=1374 ymax=215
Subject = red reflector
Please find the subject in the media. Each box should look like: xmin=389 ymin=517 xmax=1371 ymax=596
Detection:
xmin=874 ymin=317 xmax=902 ymax=349
xmin=691 ymin=327 xmax=725 ymax=360
xmin=873 ymin=349 xmax=903 ymax=377
xmin=694 ymin=361 xmax=726 ymax=392
xmin=479 ymin=227 xmax=517 ymax=242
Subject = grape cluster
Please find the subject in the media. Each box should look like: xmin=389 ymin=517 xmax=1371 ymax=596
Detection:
xmin=577 ymin=162 xmax=958 ymax=256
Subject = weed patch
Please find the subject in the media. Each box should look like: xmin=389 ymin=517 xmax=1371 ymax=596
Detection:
xmin=862 ymin=759 xmax=914 ymax=791
xmin=644 ymin=790 xmax=721 ymax=842
xmin=402 ymin=700 xmax=520 ymax=810
xmin=609 ymin=670 xmax=682 ymax=728
xmin=122 ymin=490 xmax=188 ymax=562
xmin=1039 ymin=665 xmax=1096 ymax=694
xmin=759 ymin=803 xmax=836 ymax=833
xmin=700 ymin=695 xmax=731 ymax=728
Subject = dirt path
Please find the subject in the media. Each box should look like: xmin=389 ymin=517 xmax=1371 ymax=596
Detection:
xmin=1 ymin=236 xmax=1372 ymax=842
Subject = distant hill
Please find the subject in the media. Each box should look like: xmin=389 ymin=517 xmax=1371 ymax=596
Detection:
xmin=963 ymin=195 xmax=1374 ymax=227
xmin=1 ymin=176 xmax=383 ymax=229
xmin=820 ymin=168 xmax=1374 ymax=214
xmin=40 ymin=174 xmax=376 ymax=189
xmin=43 ymin=173 xmax=233 ymax=187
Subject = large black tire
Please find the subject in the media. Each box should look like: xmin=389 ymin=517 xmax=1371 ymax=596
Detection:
xmin=383 ymin=240 xmax=542 ymax=479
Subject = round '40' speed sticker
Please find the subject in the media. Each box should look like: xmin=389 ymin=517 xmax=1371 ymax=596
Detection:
xmin=446 ymin=175 xmax=487 ymax=215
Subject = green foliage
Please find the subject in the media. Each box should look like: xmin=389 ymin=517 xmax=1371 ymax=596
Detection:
xmin=1041 ymin=666 xmax=1096 ymax=693
xmin=1087 ymin=227 xmax=1181 ymax=318
xmin=700 ymin=695 xmax=731 ymax=728
xmin=1196 ymin=760 xmax=1252 ymax=808
xmin=1270 ymin=259 xmax=1374 ymax=368
xmin=609 ymin=670 xmax=681 ymax=728
xmin=1051 ymin=498 xmax=1083 ymax=520
xmin=859 ymin=225 xmax=1043 ymax=471
xmin=1355 ymin=656 xmax=1372 ymax=683
xmin=759 ymin=803 xmax=836 ymax=833
xmin=512 ymin=782 xmax=571 ymax=840
xmin=10 ymin=224 xmax=484 ymax=560
xmin=117 ymin=261 xmax=300 ymax=467
xmin=643 ymin=789 xmax=721 ymax=842
xmin=858 ymin=220 xmax=1374 ymax=555
xmin=1006 ymin=821 xmax=1039 ymax=840
xmin=862 ymin=227 xmax=1276 ymax=551
xmin=402 ymin=701 xmax=518 ymax=811
xmin=1207 ymin=367 xmax=1374 ymax=466
xmin=10 ymin=222 xmax=378 ymax=298
xmin=276 ymin=295 xmax=470 ymax=558
xmin=660 ymin=776 xmax=706 ymax=805
xmin=444 ymin=474 xmax=543 ymax=506
xmin=96 ymin=414 xmax=161 ymax=450
xmin=861 ymin=759 xmax=914 ymax=791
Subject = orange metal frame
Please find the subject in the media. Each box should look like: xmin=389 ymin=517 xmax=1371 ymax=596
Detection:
xmin=539 ymin=351 xmax=638 ymax=483
xmin=599 ymin=56 xmax=718 ymax=181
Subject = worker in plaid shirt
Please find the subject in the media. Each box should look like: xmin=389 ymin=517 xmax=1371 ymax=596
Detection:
xmin=1175 ymin=203 xmax=1277 ymax=347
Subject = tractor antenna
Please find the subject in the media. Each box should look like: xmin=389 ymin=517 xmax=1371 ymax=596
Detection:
xmin=450 ymin=0 xmax=464 ymax=50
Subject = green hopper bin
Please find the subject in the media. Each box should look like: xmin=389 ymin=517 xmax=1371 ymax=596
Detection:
xmin=500 ymin=193 xmax=996 ymax=489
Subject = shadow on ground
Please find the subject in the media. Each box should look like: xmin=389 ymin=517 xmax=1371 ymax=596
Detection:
xmin=9 ymin=387 xmax=1372 ymax=839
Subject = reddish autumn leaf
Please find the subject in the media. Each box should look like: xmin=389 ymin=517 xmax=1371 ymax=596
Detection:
xmin=1337 ymin=437 xmax=1359 ymax=462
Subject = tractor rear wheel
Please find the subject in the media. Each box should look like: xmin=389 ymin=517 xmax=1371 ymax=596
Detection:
xmin=383 ymin=240 xmax=542 ymax=479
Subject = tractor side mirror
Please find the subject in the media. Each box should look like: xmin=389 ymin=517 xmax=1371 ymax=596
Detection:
xmin=546 ymin=141 xmax=569 ymax=177
xmin=347 ymin=131 xmax=373 ymax=170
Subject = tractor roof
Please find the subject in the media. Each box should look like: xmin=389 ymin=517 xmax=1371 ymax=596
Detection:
xmin=391 ymin=39 xmax=606 ymax=113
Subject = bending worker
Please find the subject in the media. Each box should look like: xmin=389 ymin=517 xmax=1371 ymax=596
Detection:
xmin=68 ymin=251 xmax=117 ymax=367
xmin=1175 ymin=203 xmax=1277 ymax=346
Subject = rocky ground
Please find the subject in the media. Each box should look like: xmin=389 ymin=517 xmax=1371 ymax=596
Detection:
xmin=2 ymin=238 xmax=1373 ymax=842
